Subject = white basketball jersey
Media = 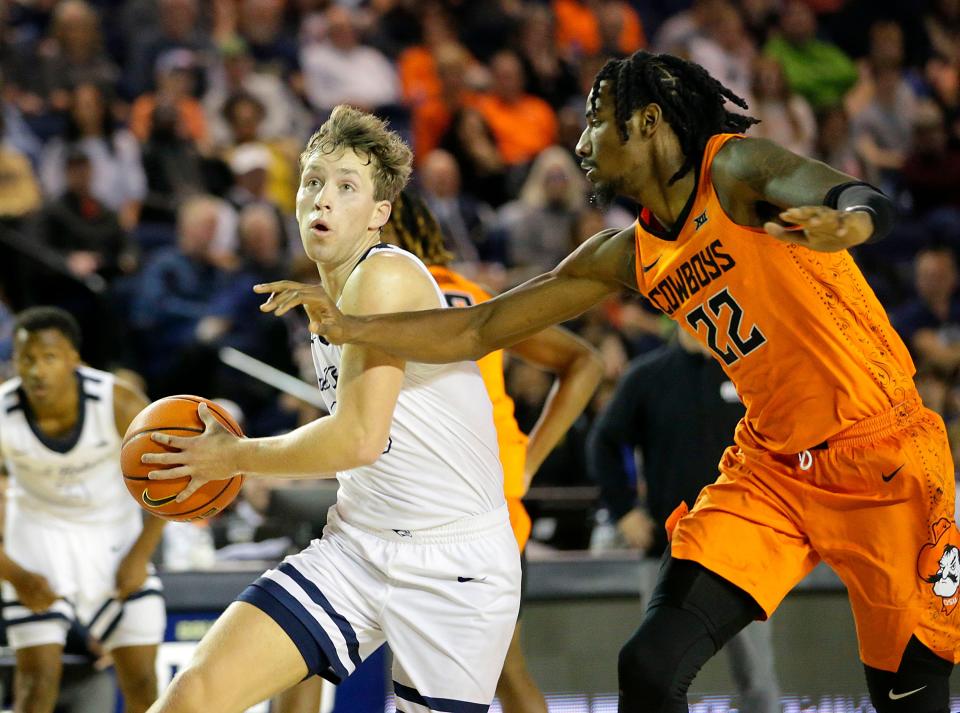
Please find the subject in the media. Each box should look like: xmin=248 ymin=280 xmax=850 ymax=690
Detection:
xmin=310 ymin=244 xmax=505 ymax=531
xmin=0 ymin=366 xmax=140 ymax=526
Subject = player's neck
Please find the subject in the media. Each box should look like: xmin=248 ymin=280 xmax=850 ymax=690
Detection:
xmin=629 ymin=142 xmax=696 ymax=230
xmin=316 ymin=236 xmax=382 ymax=303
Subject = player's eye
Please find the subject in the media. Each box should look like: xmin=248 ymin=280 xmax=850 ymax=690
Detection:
xmin=340 ymin=183 xmax=355 ymax=192
xmin=306 ymin=178 xmax=321 ymax=188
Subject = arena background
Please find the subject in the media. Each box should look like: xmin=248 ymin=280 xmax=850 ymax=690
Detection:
xmin=0 ymin=0 xmax=959 ymax=710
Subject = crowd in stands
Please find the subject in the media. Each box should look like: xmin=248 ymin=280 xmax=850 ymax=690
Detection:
xmin=0 ymin=0 xmax=959 ymax=550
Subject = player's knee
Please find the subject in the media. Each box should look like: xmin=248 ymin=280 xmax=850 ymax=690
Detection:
xmin=157 ymin=667 xmax=212 ymax=713
xmin=618 ymin=633 xmax=674 ymax=710
xmin=864 ymin=636 xmax=953 ymax=713
xmin=119 ymin=669 xmax=159 ymax=712
xmin=15 ymin=667 xmax=60 ymax=712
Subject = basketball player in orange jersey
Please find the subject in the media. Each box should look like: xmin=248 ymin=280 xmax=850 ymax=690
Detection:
xmin=0 ymin=307 xmax=166 ymax=713
xmin=258 ymin=51 xmax=959 ymax=713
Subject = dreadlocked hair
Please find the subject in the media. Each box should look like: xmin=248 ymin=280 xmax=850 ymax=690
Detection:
xmin=591 ymin=51 xmax=759 ymax=184
xmin=382 ymin=190 xmax=453 ymax=267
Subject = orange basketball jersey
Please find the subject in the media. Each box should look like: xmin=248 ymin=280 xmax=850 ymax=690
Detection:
xmin=429 ymin=266 xmax=529 ymax=500
xmin=634 ymin=133 xmax=916 ymax=454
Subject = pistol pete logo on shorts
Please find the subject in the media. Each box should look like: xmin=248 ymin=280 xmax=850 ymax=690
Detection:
xmin=917 ymin=518 xmax=960 ymax=614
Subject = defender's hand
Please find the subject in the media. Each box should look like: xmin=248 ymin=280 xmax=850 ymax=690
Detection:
xmin=12 ymin=569 xmax=58 ymax=613
xmin=141 ymin=402 xmax=240 ymax=502
xmin=764 ymin=206 xmax=873 ymax=252
xmin=254 ymin=281 xmax=354 ymax=344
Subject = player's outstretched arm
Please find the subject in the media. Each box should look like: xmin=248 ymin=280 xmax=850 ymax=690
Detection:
xmin=507 ymin=327 xmax=603 ymax=491
xmin=716 ymin=137 xmax=895 ymax=252
xmin=256 ymin=227 xmax=636 ymax=363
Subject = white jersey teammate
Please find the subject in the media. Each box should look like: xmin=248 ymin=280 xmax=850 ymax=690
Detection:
xmin=0 ymin=307 xmax=166 ymax=713
xmin=143 ymin=105 xmax=521 ymax=713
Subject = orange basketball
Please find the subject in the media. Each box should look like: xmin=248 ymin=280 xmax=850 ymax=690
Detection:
xmin=121 ymin=395 xmax=245 ymax=522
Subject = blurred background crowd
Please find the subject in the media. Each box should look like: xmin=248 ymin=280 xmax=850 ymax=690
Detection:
xmin=0 ymin=0 xmax=959 ymax=557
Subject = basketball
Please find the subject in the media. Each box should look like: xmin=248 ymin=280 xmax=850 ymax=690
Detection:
xmin=121 ymin=395 xmax=245 ymax=522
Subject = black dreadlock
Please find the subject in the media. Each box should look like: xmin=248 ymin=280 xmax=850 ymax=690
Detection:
xmin=591 ymin=51 xmax=759 ymax=185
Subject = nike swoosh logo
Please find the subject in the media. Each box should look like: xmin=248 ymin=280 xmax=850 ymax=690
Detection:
xmin=888 ymin=685 xmax=926 ymax=700
xmin=457 ymin=577 xmax=474 ymax=583
xmin=141 ymin=490 xmax=177 ymax=508
xmin=881 ymin=464 xmax=905 ymax=482
xmin=641 ymin=257 xmax=660 ymax=273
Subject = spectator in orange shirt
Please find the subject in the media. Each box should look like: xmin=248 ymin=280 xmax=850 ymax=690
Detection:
xmin=553 ymin=0 xmax=645 ymax=59
xmin=129 ymin=49 xmax=209 ymax=151
xmin=397 ymin=4 xmax=461 ymax=107
xmin=412 ymin=43 xmax=482 ymax=161
xmin=475 ymin=51 xmax=558 ymax=167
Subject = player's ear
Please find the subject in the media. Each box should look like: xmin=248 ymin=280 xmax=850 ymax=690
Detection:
xmin=370 ymin=200 xmax=392 ymax=232
xmin=629 ymin=104 xmax=661 ymax=138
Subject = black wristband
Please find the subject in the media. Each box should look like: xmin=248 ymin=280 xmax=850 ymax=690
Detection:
xmin=822 ymin=181 xmax=896 ymax=244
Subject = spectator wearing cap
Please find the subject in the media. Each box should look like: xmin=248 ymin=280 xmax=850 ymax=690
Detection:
xmin=300 ymin=6 xmax=400 ymax=115
xmin=221 ymin=92 xmax=298 ymax=215
xmin=129 ymin=48 xmax=209 ymax=149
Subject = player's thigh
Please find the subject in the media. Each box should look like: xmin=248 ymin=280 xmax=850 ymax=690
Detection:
xmin=14 ymin=643 xmax=63 ymax=691
xmin=271 ymin=676 xmax=324 ymax=713
xmin=811 ymin=411 xmax=959 ymax=671
xmin=157 ymin=601 xmax=308 ymax=713
xmin=112 ymin=644 xmax=159 ymax=698
xmin=670 ymin=446 xmax=820 ymax=617
xmin=386 ymin=526 xmax=521 ymax=710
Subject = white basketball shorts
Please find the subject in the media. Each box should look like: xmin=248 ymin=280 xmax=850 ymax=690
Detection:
xmin=239 ymin=503 xmax=521 ymax=712
xmin=1 ymin=508 xmax=166 ymax=651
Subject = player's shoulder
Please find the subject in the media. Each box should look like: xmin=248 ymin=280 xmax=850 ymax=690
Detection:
xmin=711 ymin=135 xmax=802 ymax=188
xmin=0 ymin=376 xmax=21 ymax=409
xmin=559 ymin=224 xmax=637 ymax=290
xmin=344 ymin=245 xmax=440 ymax=315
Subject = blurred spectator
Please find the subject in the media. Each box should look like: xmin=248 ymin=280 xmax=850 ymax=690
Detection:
xmin=652 ymin=0 xmax=723 ymax=56
xmin=10 ymin=0 xmax=118 ymax=122
xmin=300 ymin=6 xmax=400 ymax=114
xmin=396 ymin=3 xmax=461 ymax=107
xmin=235 ymin=0 xmax=301 ymax=80
xmin=130 ymin=49 xmax=210 ymax=149
xmin=901 ymin=102 xmax=960 ymax=220
xmin=475 ymin=50 xmax=558 ymax=167
xmin=749 ymin=56 xmax=816 ymax=156
xmin=764 ymin=0 xmax=858 ymax=110
xmin=130 ymin=195 xmax=229 ymax=387
xmin=0 ymin=115 xmax=42 ymax=224
xmin=0 ymin=83 xmax=43 ymax=165
xmin=688 ymin=2 xmax=756 ymax=107
xmin=812 ymin=105 xmax=863 ymax=178
xmin=517 ymin=6 xmax=580 ymax=111
xmin=739 ymin=0 xmax=779 ymax=48
xmin=925 ymin=0 xmax=960 ymax=64
xmin=138 ymin=103 xmax=210 ymax=232
xmin=438 ymin=106 xmax=510 ymax=207
xmin=925 ymin=55 xmax=960 ymax=147
xmin=420 ymin=149 xmax=501 ymax=266
xmin=498 ymin=146 xmax=587 ymax=273
xmin=124 ymin=0 xmax=213 ymax=97
xmin=204 ymin=36 xmax=311 ymax=147
xmin=39 ymin=148 xmax=131 ymax=282
xmin=411 ymin=42 xmax=482 ymax=160
xmin=844 ymin=20 xmax=908 ymax=119
xmin=893 ymin=245 xmax=960 ymax=374
xmin=39 ymin=83 xmax=146 ymax=231
xmin=453 ymin=0 xmax=523 ymax=63
xmin=552 ymin=0 xmax=645 ymax=60
xmin=851 ymin=59 xmax=918 ymax=194
xmin=220 ymin=92 xmax=299 ymax=214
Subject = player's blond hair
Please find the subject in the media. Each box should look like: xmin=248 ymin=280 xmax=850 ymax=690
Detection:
xmin=300 ymin=105 xmax=413 ymax=202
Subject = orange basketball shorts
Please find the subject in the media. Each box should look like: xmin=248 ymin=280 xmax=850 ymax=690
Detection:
xmin=670 ymin=396 xmax=960 ymax=672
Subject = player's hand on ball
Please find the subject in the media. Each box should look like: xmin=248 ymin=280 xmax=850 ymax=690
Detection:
xmin=12 ymin=569 xmax=58 ymax=613
xmin=254 ymin=280 xmax=352 ymax=344
xmin=764 ymin=206 xmax=873 ymax=252
xmin=141 ymin=402 xmax=240 ymax=503
xmin=114 ymin=552 xmax=149 ymax=600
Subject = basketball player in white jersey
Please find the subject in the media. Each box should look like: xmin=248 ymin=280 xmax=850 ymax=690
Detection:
xmin=141 ymin=105 xmax=521 ymax=713
xmin=0 ymin=307 xmax=166 ymax=713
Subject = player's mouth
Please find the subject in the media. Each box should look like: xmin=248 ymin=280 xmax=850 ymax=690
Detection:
xmin=309 ymin=218 xmax=331 ymax=236
xmin=25 ymin=382 xmax=49 ymax=398
xmin=580 ymin=162 xmax=597 ymax=179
